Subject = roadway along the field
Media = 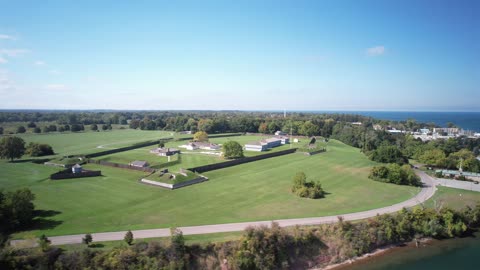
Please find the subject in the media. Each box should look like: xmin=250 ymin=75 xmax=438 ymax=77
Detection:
xmin=11 ymin=170 xmax=437 ymax=247
xmin=433 ymin=177 xmax=480 ymax=192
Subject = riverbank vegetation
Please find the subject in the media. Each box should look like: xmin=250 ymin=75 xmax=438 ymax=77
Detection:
xmin=1 ymin=202 xmax=479 ymax=269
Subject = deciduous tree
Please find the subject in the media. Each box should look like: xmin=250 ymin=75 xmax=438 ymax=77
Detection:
xmin=124 ymin=230 xmax=134 ymax=245
xmin=0 ymin=136 xmax=26 ymax=161
xmin=193 ymin=131 xmax=209 ymax=142
xmin=222 ymin=141 xmax=244 ymax=159
xmin=83 ymin=234 xmax=93 ymax=246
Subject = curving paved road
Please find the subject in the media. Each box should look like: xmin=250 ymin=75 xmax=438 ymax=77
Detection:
xmin=11 ymin=170 xmax=437 ymax=247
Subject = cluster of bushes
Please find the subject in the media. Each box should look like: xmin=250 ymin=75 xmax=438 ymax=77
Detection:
xmin=2 ymin=205 xmax=480 ymax=269
xmin=418 ymin=148 xmax=480 ymax=172
xmin=292 ymin=172 xmax=325 ymax=199
xmin=368 ymin=144 xmax=408 ymax=165
xmin=25 ymin=143 xmax=54 ymax=157
xmin=369 ymin=164 xmax=421 ymax=186
xmin=0 ymin=136 xmax=55 ymax=161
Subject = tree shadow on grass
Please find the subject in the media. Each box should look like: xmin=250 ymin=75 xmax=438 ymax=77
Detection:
xmin=89 ymin=243 xmax=105 ymax=248
xmin=24 ymin=210 xmax=63 ymax=231
xmin=34 ymin=210 xmax=61 ymax=218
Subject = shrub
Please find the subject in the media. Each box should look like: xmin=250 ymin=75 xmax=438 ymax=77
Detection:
xmin=26 ymin=142 xmax=54 ymax=157
xmin=369 ymin=164 xmax=421 ymax=186
xmin=369 ymin=145 xmax=408 ymax=165
xmin=292 ymin=172 xmax=325 ymax=199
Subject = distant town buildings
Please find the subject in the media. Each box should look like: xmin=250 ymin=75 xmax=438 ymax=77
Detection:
xmin=367 ymin=124 xmax=478 ymax=141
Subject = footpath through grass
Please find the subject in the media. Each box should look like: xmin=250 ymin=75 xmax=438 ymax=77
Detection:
xmin=1 ymin=139 xmax=417 ymax=239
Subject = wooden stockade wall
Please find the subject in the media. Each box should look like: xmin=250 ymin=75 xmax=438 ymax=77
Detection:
xmin=84 ymin=138 xmax=172 ymax=158
xmin=188 ymin=148 xmax=297 ymax=173
xmin=88 ymin=160 xmax=156 ymax=173
xmin=50 ymin=169 xmax=101 ymax=180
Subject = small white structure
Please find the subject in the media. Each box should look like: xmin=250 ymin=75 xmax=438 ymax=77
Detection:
xmin=373 ymin=124 xmax=383 ymax=131
xmin=245 ymin=141 xmax=268 ymax=152
xmin=130 ymin=160 xmax=149 ymax=168
xmin=474 ymin=133 xmax=480 ymax=138
xmin=71 ymin=164 xmax=82 ymax=173
xmin=351 ymin=122 xmax=362 ymax=126
xmin=150 ymin=147 xmax=180 ymax=156
xmin=244 ymin=137 xmax=287 ymax=151
xmin=179 ymin=142 xmax=220 ymax=151
xmin=419 ymin=128 xmax=430 ymax=135
xmin=275 ymin=135 xmax=290 ymax=144
xmin=387 ymin=128 xmax=403 ymax=134
xmin=275 ymin=130 xmax=287 ymax=136
xmin=293 ymin=138 xmax=299 ymax=143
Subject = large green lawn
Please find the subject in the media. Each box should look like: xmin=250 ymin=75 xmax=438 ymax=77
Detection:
xmin=0 ymin=139 xmax=418 ymax=239
xmin=13 ymin=129 xmax=173 ymax=156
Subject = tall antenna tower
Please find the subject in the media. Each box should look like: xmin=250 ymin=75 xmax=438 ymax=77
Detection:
xmin=284 ymin=109 xmax=286 ymax=118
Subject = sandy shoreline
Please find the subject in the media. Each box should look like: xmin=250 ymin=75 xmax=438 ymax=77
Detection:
xmin=311 ymin=238 xmax=433 ymax=270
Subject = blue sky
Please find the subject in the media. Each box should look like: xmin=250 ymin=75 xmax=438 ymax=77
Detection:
xmin=0 ymin=0 xmax=479 ymax=111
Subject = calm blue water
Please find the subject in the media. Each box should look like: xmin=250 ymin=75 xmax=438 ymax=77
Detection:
xmin=352 ymin=111 xmax=480 ymax=132
xmin=304 ymin=111 xmax=480 ymax=132
xmin=338 ymin=235 xmax=480 ymax=270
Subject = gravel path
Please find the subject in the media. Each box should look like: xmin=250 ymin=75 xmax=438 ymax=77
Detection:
xmin=11 ymin=170 xmax=437 ymax=247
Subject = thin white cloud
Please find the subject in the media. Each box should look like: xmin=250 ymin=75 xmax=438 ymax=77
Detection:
xmin=0 ymin=69 xmax=15 ymax=92
xmin=34 ymin=60 xmax=46 ymax=66
xmin=0 ymin=48 xmax=30 ymax=57
xmin=44 ymin=84 xmax=68 ymax=91
xmin=0 ymin=57 xmax=7 ymax=64
xmin=49 ymin=69 xmax=61 ymax=75
xmin=366 ymin=46 xmax=386 ymax=56
xmin=0 ymin=34 xmax=15 ymax=40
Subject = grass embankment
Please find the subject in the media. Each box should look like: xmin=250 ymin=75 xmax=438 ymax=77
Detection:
xmin=424 ymin=186 xmax=480 ymax=210
xmin=0 ymin=139 xmax=418 ymax=239
xmin=144 ymin=169 xmax=200 ymax=184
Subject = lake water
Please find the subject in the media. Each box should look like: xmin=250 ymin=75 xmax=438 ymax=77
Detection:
xmin=336 ymin=234 xmax=480 ymax=270
xmin=306 ymin=111 xmax=480 ymax=132
xmin=287 ymin=111 xmax=480 ymax=131
xmin=349 ymin=111 xmax=480 ymax=132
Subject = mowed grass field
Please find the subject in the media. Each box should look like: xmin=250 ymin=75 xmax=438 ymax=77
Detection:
xmin=14 ymin=129 xmax=173 ymax=156
xmin=424 ymin=186 xmax=480 ymax=210
xmin=0 ymin=137 xmax=418 ymax=239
